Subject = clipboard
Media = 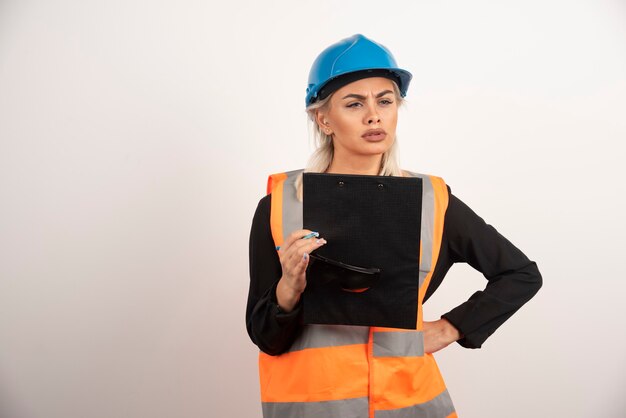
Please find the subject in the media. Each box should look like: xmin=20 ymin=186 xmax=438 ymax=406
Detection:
xmin=303 ymin=172 xmax=422 ymax=329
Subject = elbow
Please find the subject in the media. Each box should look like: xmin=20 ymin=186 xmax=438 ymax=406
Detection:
xmin=527 ymin=261 xmax=543 ymax=297
xmin=251 ymin=332 xmax=290 ymax=356
xmin=260 ymin=345 xmax=287 ymax=356
xmin=246 ymin=320 xmax=291 ymax=357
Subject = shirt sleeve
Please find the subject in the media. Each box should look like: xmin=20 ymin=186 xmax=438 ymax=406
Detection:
xmin=439 ymin=189 xmax=543 ymax=349
xmin=246 ymin=194 xmax=303 ymax=355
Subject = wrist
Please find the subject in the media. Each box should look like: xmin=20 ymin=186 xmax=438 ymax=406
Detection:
xmin=440 ymin=318 xmax=462 ymax=342
xmin=276 ymin=277 xmax=302 ymax=313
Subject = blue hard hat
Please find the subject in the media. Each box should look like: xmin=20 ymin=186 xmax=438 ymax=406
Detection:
xmin=305 ymin=34 xmax=412 ymax=106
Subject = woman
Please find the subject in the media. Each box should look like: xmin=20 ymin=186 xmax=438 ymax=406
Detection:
xmin=247 ymin=34 xmax=542 ymax=418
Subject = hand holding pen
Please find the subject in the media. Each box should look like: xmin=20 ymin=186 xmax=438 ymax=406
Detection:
xmin=275 ymin=229 xmax=327 ymax=313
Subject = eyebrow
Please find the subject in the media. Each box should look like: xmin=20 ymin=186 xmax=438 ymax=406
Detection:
xmin=341 ymin=90 xmax=394 ymax=100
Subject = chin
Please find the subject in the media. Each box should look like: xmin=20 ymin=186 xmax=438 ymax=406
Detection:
xmin=361 ymin=142 xmax=392 ymax=155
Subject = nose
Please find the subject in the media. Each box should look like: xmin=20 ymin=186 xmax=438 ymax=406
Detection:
xmin=364 ymin=102 xmax=381 ymax=125
xmin=367 ymin=115 xmax=380 ymax=125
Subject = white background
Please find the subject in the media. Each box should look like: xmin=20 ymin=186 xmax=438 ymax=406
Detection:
xmin=1 ymin=0 xmax=625 ymax=417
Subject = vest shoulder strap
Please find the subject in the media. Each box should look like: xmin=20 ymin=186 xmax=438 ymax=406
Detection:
xmin=267 ymin=169 xmax=304 ymax=195
xmin=266 ymin=169 xmax=304 ymax=247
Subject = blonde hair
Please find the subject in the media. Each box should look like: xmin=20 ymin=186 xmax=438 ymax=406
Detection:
xmin=295 ymin=80 xmax=405 ymax=201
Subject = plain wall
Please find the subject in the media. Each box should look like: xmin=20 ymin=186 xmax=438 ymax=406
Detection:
xmin=1 ymin=0 xmax=625 ymax=417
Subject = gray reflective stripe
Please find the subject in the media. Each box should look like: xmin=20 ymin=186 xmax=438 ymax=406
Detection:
xmin=287 ymin=324 xmax=370 ymax=353
xmin=373 ymin=331 xmax=424 ymax=357
xmin=406 ymin=172 xmax=435 ymax=290
xmin=263 ymin=397 xmax=368 ymax=418
xmin=375 ymin=389 xmax=455 ymax=418
xmin=281 ymin=170 xmax=304 ymax=242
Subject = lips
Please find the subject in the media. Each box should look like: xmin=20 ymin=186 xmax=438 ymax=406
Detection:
xmin=362 ymin=129 xmax=387 ymax=142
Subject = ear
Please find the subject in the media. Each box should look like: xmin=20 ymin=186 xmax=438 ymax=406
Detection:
xmin=315 ymin=110 xmax=332 ymax=135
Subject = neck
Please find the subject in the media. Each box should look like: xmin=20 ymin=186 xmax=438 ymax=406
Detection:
xmin=326 ymin=152 xmax=383 ymax=176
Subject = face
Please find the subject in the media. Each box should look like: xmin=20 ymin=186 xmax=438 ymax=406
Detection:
xmin=316 ymin=77 xmax=399 ymax=159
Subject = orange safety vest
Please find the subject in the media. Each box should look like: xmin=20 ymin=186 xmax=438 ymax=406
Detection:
xmin=260 ymin=169 xmax=457 ymax=418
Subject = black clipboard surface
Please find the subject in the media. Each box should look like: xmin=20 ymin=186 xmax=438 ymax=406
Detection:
xmin=303 ymin=172 xmax=422 ymax=329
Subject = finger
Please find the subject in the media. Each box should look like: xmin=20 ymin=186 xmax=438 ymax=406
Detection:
xmin=290 ymin=235 xmax=326 ymax=253
xmin=296 ymin=239 xmax=327 ymax=263
xmin=285 ymin=237 xmax=326 ymax=266
xmin=306 ymin=238 xmax=327 ymax=253
xmin=282 ymin=234 xmax=319 ymax=263
xmin=278 ymin=230 xmax=313 ymax=262
xmin=287 ymin=237 xmax=323 ymax=270
xmin=281 ymin=229 xmax=316 ymax=252
xmin=294 ymin=251 xmax=311 ymax=278
xmin=283 ymin=249 xmax=310 ymax=282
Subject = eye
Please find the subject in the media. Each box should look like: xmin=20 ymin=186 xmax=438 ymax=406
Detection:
xmin=347 ymin=102 xmax=362 ymax=108
xmin=379 ymin=99 xmax=394 ymax=105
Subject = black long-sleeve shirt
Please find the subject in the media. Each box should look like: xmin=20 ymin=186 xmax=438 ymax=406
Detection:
xmin=246 ymin=186 xmax=542 ymax=355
